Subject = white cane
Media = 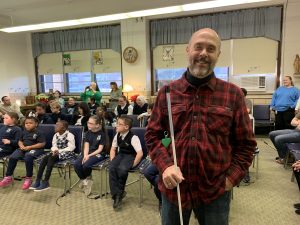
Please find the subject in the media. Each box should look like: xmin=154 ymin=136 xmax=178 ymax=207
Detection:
xmin=166 ymin=87 xmax=184 ymax=225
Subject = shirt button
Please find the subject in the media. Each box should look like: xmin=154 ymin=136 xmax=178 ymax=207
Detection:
xmin=193 ymin=116 xmax=197 ymax=120
xmin=191 ymin=160 xmax=194 ymax=164
xmin=192 ymin=137 xmax=195 ymax=141
xmin=195 ymin=96 xmax=199 ymax=99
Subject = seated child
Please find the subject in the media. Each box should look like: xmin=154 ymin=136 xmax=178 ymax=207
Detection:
xmin=74 ymin=115 xmax=106 ymax=196
xmin=0 ymin=112 xmax=22 ymax=157
xmin=31 ymin=120 xmax=76 ymax=191
xmin=50 ymin=101 xmax=67 ymax=124
xmin=0 ymin=116 xmax=46 ymax=190
xmin=88 ymin=97 xmax=99 ymax=115
xmin=109 ymin=115 xmax=143 ymax=210
xmin=137 ymin=103 xmax=153 ymax=127
xmin=35 ymin=103 xmax=54 ymax=124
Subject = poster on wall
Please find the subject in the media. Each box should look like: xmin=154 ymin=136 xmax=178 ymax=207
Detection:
xmin=162 ymin=46 xmax=175 ymax=61
xmin=93 ymin=51 xmax=103 ymax=65
xmin=63 ymin=53 xmax=71 ymax=66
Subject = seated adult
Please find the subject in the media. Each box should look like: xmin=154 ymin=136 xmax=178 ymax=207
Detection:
xmin=72 ymin=102 xmax=91 ymax=131
xmin=80 ymin=82 xmax=102 ymax=105
xmin=0 ymin=96 xmax=24 ymax=122
xmin=292 ymin=160 xmax=300 ymax=215
xmin=133 ymin=95 xmax=148 ymax=115
xmin=53 ymin=90 xmax=65 ymax=109
xmin=114 ymin=96 xmax=133 ymax=118
xmin=143 ymin=162 xmax=162 ymax=212
xmin=109 ymin=82 xmax=122 ymax=109
xmin=35 ymin=103 xmax=54 ymax=124
xmin=269 ymin=112 xmax=300 ymax=164
xmin=63 ymin=97 xmax=78 ymax=115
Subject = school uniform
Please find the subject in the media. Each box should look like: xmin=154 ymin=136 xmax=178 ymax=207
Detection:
xmin=37 ymin=114 xmax=54 ymax=124
xmin=109 ymin=130 xmax=142 ymax=199
xmin=74 ymin=130 xmax=106 ymax=179
xmin=0 ymin=125 xmax=22 ymax=157
xmin=36 ymin=130 xmax=75 ymax=181
xmin=6 ymin=129 xmax=46 ymax=177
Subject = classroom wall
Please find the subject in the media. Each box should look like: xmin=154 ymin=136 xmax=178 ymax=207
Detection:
xmin=0 ymin=32 xmax=35 ymax=103
xmin=282 ymin=0 xmax=300 ymax=87
xmin=2 ymin=1 xmax=300 ymax=105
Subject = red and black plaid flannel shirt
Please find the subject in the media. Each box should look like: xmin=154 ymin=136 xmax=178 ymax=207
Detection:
xmin=145 ymin=72 xmax=256 ymax=209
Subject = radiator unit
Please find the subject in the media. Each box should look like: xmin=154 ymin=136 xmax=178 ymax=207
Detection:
xmin=240 ymin=76 xmax=266 ymax=91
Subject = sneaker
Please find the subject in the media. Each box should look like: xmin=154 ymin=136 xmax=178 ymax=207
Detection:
xmin=0 ymin=176 xmax=13 ymax=187
xmin=84 ymin=179 xmax=93 ymax=196
xmin=78 ymin=180 xmax=84 ymax=189
xmin=22 ymin=177 xmax=32 ymax=190
xmin=34 ymin=181 xmax=50 ymax=192
xmin=275 ymin=158 xmax=284 ymax=164
xmin=29 ymin=180 xmax=41 ymax=190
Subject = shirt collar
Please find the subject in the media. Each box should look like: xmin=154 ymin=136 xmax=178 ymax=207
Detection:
xmin=56 ymin=130 xmax=68 ymax=137
xmin=119 ymin=131 xmax=129 ymax=139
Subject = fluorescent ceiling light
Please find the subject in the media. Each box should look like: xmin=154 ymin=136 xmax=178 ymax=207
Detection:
xmin=182 ymin=0 xmax=270 ymax=11
xmin=126 ymin=6 xmax=182 ymax=17
xmin=0 ymin=0 xmax=271 ymax=33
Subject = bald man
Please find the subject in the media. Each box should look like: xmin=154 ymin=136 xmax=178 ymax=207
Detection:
xmin=145 ymin=28 xmax=256 ymax=225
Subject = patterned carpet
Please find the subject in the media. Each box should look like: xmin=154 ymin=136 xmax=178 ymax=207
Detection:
xmin=0 ymin=137 xmax=299 ymax=225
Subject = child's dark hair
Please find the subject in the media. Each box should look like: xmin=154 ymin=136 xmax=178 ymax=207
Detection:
xmin=36 ymin=102 xmax=47 ymax=110
xmin=25 ymin=116 xmax=39 ymax=124
xmin=78 ymin=102 xmax=91 ymax=117
xmin=58 ymin=120 xmax=68 ymax=130
xmin=90 ymin=97 xmax=96 ymax=103
xmin=119 ymin=115 xmax=133 ymax=129
xmin=1 ymin=96 xmax=8 ymax=102
xmin=6 ymin=112 xmax=19 ymax=124
xmin=148 ymin=103 xmax=154 ymax=110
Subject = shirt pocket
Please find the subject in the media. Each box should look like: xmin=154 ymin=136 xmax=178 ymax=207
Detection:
xmin=162 ymin=104 xmax=187 ymax=129
xmin=207 ymin=106 xmax=233 ymax=135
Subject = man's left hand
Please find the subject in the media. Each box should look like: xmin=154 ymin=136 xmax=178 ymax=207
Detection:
xmin=225 ymin=177 xmax=233 ymax=191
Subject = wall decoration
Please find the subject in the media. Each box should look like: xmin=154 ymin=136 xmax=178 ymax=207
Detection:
xmin=123 ymin=47 xmax=138 ymax=63
xmin=63 ymin=53 xmax=71 ymax=66
xmin=294 ymin=54 xmax=300 ymax=75
xmin=162 ymin=46 xmax=174 ymax=61
xmin=93 ymin=51 xmax=103 ymax=65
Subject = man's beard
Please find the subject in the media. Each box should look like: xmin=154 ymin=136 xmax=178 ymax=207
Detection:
xmin=189 ymin=61 xmax=213 ymax=78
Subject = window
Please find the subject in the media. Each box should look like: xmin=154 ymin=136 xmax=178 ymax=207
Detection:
xmin=154 ymin=67 xmax=229 ymax=92
xmin=95 ymin=72 xmax=122 ymax=93
xmin=39 ymin=74 xmax=64 ymax=93
xmin=66 ymin=72 xmax=92 ymax=93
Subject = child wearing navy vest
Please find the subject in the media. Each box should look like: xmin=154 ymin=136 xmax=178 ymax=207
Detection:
xmin=109 ymin=115 xmax=143 ymax=210
xmin=114 ymin=96 xmax=133 ymax=117
xmin=0 ymin=117 xmax=46 ymax=190
xmin=31 ymin=120 xmax=76 ymax=191
xmin=74 ymin=115 xmax=106 ymax=196
xmin=0 ymin=112 xmax=22 ymax=157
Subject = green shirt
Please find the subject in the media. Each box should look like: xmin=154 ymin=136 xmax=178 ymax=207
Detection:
xmin=80 ymin=90 xmax=102 ymax=105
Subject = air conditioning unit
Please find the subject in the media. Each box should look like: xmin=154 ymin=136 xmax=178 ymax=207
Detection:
xmin=240 ymin=76 xmax=266 ymax=91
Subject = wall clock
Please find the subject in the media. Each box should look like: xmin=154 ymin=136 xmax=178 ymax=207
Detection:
xmin=123 ymin=47 xmax=138 ymax=63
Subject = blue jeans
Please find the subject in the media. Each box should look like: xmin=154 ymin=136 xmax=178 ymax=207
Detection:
xmin=74 ymin=154 xmax=105 ymax=179
xmin=161 ymin=191 xmax=231 ymax=225
xmin=143 ymin=163 xmax=161 ymax=202
xmin=269 ymin=129 xmax=300 ymax=158
xmin=6 ymin=149 xmax=45 ymax=177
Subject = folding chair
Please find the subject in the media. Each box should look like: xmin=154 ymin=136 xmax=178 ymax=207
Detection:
xmin=105 ymin=127 xmax=150 ymax=207
xmin=253 ymin=105 xmax=275 ymax=132
xmin=35 ymin=124 xmax=84 ymax=195
xmin=287 ymin=143 xmax=300 ymax=181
